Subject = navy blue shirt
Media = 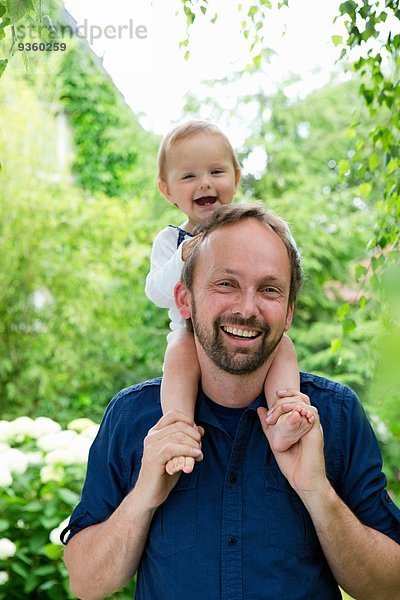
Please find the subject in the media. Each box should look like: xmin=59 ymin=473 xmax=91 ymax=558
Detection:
xmin=62 ymin=373 xmax=400 ymax=599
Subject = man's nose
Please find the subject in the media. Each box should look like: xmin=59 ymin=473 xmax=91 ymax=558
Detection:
xmin=232 ymin=291 xmax=259 ymax=318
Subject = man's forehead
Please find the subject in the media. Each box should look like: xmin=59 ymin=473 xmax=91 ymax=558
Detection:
xmin=195 ymin=220 xmax=290 ymax=278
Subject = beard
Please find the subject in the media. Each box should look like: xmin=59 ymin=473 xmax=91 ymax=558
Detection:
xmin=191 ymin=298 xmax=284 ymax=375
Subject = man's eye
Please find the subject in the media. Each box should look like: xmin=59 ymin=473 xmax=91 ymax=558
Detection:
xmin=263 ymin=287 xmax=278 ymax=294
xmin=217 ymin=281 xmax=232 ymax=287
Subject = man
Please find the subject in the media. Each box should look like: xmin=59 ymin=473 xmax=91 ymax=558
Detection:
xmin=62 ymin=204 xmax=400 ymax=600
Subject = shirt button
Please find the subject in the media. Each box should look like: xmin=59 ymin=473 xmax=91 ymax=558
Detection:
xmin=229 ymin=473 xmax=237 ymax=484
xmin=228 ymin=537 xmax=237 ymax=546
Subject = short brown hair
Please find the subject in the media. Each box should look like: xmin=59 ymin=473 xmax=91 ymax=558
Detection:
xmin=182 ymin=203 xmax=303 ymax=306
xmin=157 ymin=120 xmax=241 ymax=182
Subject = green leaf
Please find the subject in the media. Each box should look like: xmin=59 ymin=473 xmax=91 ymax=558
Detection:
xmin=0 ymin=3 xmax=6 ymax=17
xmin=339 ymin=1 xmax=357 ymax=16
xmin=337 ymin=303 xmax=351 ymax=320
xmin=338 ymin=159 xmax=350 ymax=176
xmin=330 ymin=338 xmax=342 ymax=354
xmin=331 ymin=35 xmax=343 ymax=47
xmin=355 ymin=264 xmax=368 ymax=280
xmin=42 ymin=543 xmax=63 ymax=560
xmin=0 ymin=519 xmax=10 ymax=532
xmin=0 ymin=57 xmax=7 ymax=78
xmin=357 ymin=182 xmax=372 ymax=199
xmin=342 ymin=317 xmax=356 ymax=335
xmin=200 ymin=5 xmax=206 ymax=15
xmin=6 ymin=0 xmax=34 ymax=23
xmin=58 ymin=487 xmax=79 ymax=505
xmin=368 ymin=153 xmax=380 ymax=170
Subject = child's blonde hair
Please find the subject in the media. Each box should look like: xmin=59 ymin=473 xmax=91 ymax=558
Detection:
xmin=157 ymin=120 xmax=241 ymax=182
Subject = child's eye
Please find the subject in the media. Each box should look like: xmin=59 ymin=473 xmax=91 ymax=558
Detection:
xmin=182 ymin=174 xmax=195 ymax=180
xmin=211 ymin=169 xmax=225 ymax=175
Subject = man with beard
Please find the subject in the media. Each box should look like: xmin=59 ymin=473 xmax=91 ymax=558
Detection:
xmin=63 ymin=204 xmax=400 ymax=600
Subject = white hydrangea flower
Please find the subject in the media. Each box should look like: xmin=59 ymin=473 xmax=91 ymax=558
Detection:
xmin=30 ymin=417 xmax=61 ymax=439
xmin=71 ymin=436 xmax=92 ymax=464
xmin=40 ymin=464 xmax=64 ymax=483
xmin=0 ymin=571 xmax=9 ymax=585
xmin=0 ymin=448 xmax=28 ymax=475
xmin=10 ymin=416 xmax=36 ymax=440
xmin=0 ymin=421 xmax=12 ymax=443
xmin=80 ymin=424 xmax=100 ymax=440
xmin=370 ymin=414 xmax=390 ymax=443
xmin=68 ymin=418 xmax=96 ymax=433
xmin=45 ymin=448 xmax=76 ymax=466
xmin=37 ymin=430 xmax=78 ymax=452
xmin=49 ymin=517 xmax=70 ymax=546
xmin=0 ymin=538 xmax=16 ymax=560
xmin=24 ymin=451 xmax=44 ymax=465
xmin=0 ymin=466 xmax=12 ymax=487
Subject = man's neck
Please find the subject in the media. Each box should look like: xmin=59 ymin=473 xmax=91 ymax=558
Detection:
xmin=196 ymin=343 xmax=273 ymax=408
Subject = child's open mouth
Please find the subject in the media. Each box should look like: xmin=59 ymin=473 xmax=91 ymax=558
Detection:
xmin=194 ymin=197 xmax=217 ymax=206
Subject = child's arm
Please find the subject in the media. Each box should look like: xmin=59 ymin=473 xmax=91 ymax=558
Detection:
xmin=264 ymin=334 xmax=300 ymax=409
xmin=161 ymin=328 xmax=200 ymax=417
xmin=161 ymin=328 xmax=201 ymax=475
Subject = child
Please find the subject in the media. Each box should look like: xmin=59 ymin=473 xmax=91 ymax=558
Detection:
xmin=145 ymin=120 xmax=313 ymax=475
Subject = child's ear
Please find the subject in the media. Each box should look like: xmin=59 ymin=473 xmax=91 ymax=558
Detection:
xmin=158 ymin=179 xmax=173 ymax=203
xmin=174 ymin=281 xmax=192 ymax=319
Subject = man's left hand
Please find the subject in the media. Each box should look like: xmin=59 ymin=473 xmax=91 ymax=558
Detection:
xmin=257 ymin=397 xmax=329 ymax=498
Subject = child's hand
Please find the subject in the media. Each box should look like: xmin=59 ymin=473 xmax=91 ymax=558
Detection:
xmin=181 ymin=234 xmax=203 ymax=261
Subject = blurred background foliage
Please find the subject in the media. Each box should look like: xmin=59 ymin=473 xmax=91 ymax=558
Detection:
xmin=0 ymin=0 xmax=399 ymax=596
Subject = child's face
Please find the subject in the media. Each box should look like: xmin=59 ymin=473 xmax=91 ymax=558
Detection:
xmin=159 ymin=133 xmax=240 ymax=232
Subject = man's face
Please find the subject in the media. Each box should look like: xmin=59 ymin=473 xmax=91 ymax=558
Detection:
xmin=186 ymin=219 xmax=293 ymax=375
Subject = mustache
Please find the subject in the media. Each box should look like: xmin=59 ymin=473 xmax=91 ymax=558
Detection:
xmin=214 ymin=315 xmax=270 ymax=334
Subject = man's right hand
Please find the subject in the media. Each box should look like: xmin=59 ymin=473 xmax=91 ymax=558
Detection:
xmin=134 ymin=410 xmax=204 ymax=511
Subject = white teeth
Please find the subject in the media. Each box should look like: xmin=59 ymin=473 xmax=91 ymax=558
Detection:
xmin=223 ymin=326 xmax=258 ymax=338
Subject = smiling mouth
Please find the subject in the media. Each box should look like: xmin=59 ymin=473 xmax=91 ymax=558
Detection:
xmin=194 ymin=196 xmax=217 ymax=206
xmin=221 ymin=325 xmax=261 ymax=339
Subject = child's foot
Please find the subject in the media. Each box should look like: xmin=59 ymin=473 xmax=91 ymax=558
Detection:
xmin=166 ymin=455 xmax=195 ymax=476
xmin=268 ymin=405 xmax=314 ymax=452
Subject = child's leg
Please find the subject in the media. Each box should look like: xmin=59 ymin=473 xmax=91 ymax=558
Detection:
xmin=264 ymin=334 xmax=313 ymax=452
xmin=161 ymin=328 xmax=200 ymax=475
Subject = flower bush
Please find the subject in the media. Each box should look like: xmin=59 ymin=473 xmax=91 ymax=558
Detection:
xmin=0 ymin=416 xmax=98 ymax=599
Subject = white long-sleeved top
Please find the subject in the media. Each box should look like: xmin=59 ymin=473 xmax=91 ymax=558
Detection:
xmin=145 ymin=225 xmax=193 ymax=332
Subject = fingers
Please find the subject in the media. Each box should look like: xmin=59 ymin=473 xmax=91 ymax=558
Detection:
xmin=276 ymin=389 xmax=310 ymax=403
xmin=266 ymin=392 xmax=311 ymax=425
xmin=144 ymin=411 xmax=204 ymax=475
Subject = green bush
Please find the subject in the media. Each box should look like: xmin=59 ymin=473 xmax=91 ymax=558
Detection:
xmin=0 ymin=415 xmax=136 ymax=598
xmin=0 ymin=416 xmax=94 ymax=598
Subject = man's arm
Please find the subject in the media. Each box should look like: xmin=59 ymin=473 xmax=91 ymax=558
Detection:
xmin=64 ymin=412 xmax=203 ymax=600
xmin=258 ymin=399 xmax=400 ymax=600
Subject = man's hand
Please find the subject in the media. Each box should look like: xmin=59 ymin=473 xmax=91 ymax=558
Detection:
xmin=134 ymin=410 xmax=204 ymax=511
xmin=257 ymin=391 xmax=328 ymax=497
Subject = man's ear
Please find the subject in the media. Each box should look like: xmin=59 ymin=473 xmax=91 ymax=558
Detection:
xmin=174 ymin=281 xmax=192 ymax=319
xmin=284 ymin=303 xmax=294 ymax=331
xmin=158 ymin=179 xmax=173 ymax=203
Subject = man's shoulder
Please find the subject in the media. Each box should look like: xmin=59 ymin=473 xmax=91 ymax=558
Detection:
xmin=300 ymin=372 xmax=355 ymax=398
xmin=300 ymin=372 xmax=359 ymax=412
xmin=105 ymin=377 xmax=162 ymax=421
